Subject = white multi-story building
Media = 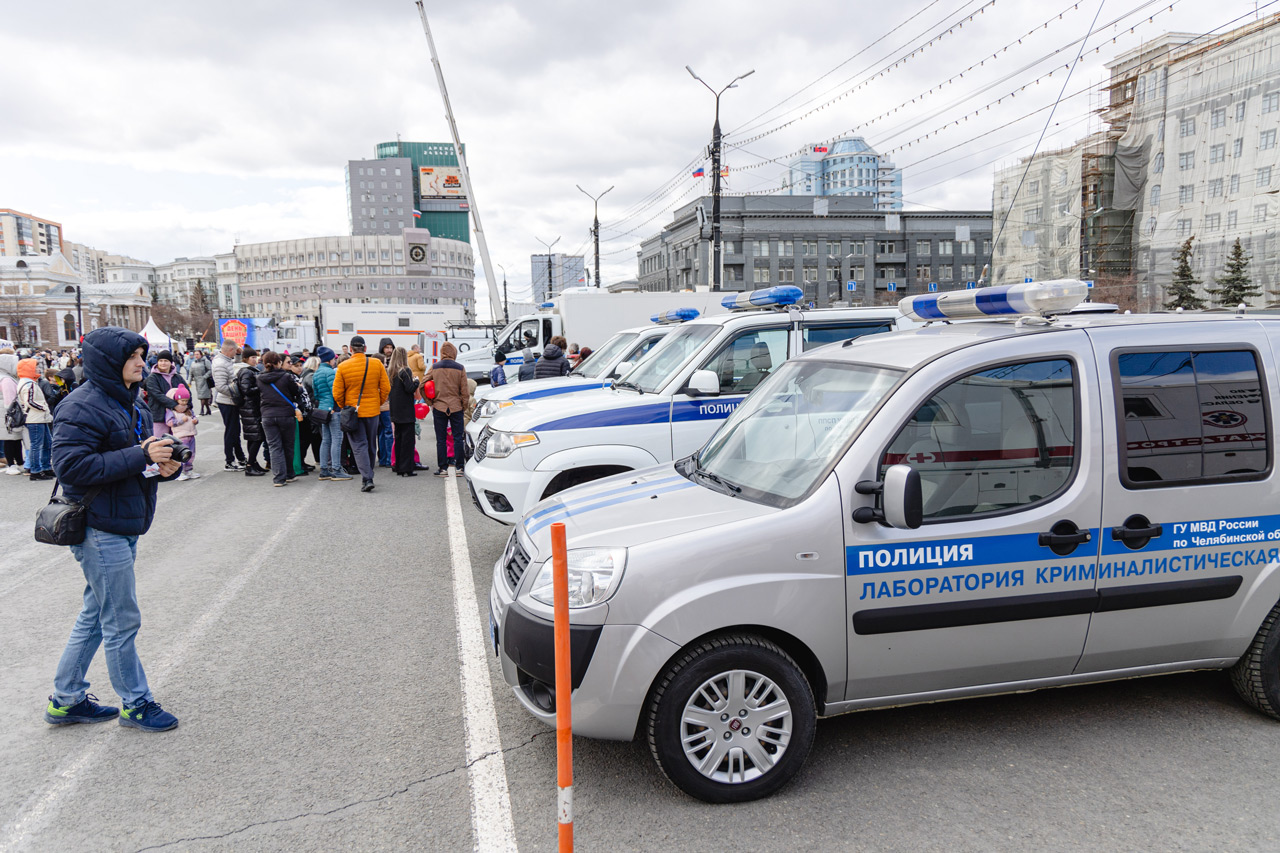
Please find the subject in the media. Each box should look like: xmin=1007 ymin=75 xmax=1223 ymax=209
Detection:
xmin=103 ymin=256 xmax=157 ymax=294
xmin=1104 ymin=15 xmax=1280 ymax=308
xmin=232 ymin=229 xmax=475 ymax=325
xmin=154 ymin=256 xmax=217 ymax=308
xmin=214 ymin=251 xmax=239 ymax=313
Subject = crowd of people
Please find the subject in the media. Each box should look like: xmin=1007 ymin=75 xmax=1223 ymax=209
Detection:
xmin=2 ymin=331 xmax=597 ymax=491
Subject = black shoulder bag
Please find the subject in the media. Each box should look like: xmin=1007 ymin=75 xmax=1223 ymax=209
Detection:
xmin=339 ymin=359 xmax=370 ymax=433
xmin=35 ymin=480 xmax=103 ymax=546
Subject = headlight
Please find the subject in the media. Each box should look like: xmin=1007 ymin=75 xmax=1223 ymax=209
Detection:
xmin=529 ymin=548 xmax=628 ymax=608
xmin=485 ymin=429 xmax=539 ymax=458
xmin=477 ymin=399 xmax=514 ymax=419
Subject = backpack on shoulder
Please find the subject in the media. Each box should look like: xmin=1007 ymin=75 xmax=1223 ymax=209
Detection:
xmin=5 ymin=399 xmax=25 ymax=431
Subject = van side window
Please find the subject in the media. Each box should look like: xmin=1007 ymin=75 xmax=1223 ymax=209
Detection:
xmin=881 ymin=359 xmax=1077 ymax=520
xmin=1115 ymin=349 xmax=1269 ymax=486
xmin=699 ymin=328 xmax=789 ymax=395
xmin=802 ymin=322 xmax=893 ymax=351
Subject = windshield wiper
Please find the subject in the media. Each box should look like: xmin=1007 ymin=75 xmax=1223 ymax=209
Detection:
xmin=691 ymin=458 xmax=741 ymax=494
xmin=612 ymin=379 xmax=644 ymax=394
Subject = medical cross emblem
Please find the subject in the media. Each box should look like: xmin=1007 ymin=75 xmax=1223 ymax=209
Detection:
xmin=908 ymin=452 xmax=935 ymax=464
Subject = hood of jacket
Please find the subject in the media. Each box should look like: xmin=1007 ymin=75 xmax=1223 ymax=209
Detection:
xmin=82 ymin=326 xmax=148 ymax=408
xmin=379 ymin=337 xmax=395 ymax=357
xmin=0 ymin=353 xmax=17 ymax=381
xmin=541 ymin=344 xmax=564 ymax=361
xmin=16 ymin=358 xmax=39 ymax=380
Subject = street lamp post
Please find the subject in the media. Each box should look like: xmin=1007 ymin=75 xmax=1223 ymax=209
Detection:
xmin=686 ymin=65 xmax=754 ymax=292
xmin=536 ymin=237 xmax=560 ymax=301
xmin=497 ymin=263 xmax=509 ymax=324
xmin=576 ymin=185 xmax=614 ymax=291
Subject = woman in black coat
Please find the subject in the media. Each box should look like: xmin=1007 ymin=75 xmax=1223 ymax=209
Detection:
xmin=142 ymin=350 xmax=189 ymax=435
xmin=387 ymin=347 xmax=420 ymax=476
xmin=235 ymin=347 xmax=268 ymax=476
xmin=256 ymin=350 xmax=301 ymax=486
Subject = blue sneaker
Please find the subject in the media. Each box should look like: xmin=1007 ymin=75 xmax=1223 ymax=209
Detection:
xmin=118 ymin=700 xmax=178 ymax=732
xmin=329 ymin=470 xmax=353 ymax=481
xmin=44 ymin=694 xmax=119 ymax=725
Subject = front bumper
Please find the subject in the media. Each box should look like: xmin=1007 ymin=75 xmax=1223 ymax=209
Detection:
xmin=466 ymin=456 xmax=552 ymax=524
xmin=489 ymin=562 xmax=680 ymax=741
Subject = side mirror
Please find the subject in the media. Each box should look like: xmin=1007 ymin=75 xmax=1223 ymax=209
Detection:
xmin=684 ymin=369 xmax=720 ymax=398
xmin=851 ymin=464 xmax=922 ymax=529
xmin=610 ymin=361 xmax=633 ymax=379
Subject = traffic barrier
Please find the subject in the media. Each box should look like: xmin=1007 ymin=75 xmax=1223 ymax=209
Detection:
xmin=551 ymin=522 xmax=574 ymax=852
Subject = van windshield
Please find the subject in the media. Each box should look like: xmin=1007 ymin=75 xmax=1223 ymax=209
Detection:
xmin=690 ymin=360 xmax=903 ymax=506
xmin=573 ymin=332 xmax=638 ymax=379
xmin=617 ymin=325 xmax=718 ymax=393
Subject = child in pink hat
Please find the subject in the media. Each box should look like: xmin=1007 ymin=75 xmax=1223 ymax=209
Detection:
xmin=165 ymin=386 xmax=199 ymax=480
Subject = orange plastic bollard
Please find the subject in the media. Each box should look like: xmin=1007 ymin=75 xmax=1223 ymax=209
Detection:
xmin=551 ymin=522 xmax=574 ymax=852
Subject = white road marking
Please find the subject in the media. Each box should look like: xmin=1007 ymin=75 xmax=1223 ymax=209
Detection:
xmin=444 ymin=472 xmax=518 ymax=853
xmin=0 ymin=488 xmax=323 ymax=853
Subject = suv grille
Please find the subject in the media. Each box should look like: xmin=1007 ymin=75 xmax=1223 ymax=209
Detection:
xmin=475 ymin=426 xmax=491 ymax=463
xmin=504 ymin=535 xmax=532 ymax=591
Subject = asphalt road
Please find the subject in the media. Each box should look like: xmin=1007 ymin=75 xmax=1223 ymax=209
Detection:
xmin=3 ymin=417 xmax=1280 ymax=852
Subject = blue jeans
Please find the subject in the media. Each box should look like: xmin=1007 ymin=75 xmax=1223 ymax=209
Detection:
xmin=26 ymin=423 xmax=51 ymax=473
xmin=377 ymin=411 xmax=393 ymax=466
xmin=319 ymin=415 xmax=343 ymax=472
xmin=54 ymin=528 xmax=152 ymax=708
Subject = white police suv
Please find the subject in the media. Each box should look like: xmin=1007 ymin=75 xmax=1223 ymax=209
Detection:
xmin=489 ymin=280 xmax=1280 ymax=803
xmin=467 ymin=311 xmax=700 ymax=448
xmin=466 ymin=286 xmax=909 ymax=523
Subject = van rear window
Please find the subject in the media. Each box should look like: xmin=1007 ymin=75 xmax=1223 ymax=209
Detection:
xmin=1114 ymin=349 xmax=1270 ymax=487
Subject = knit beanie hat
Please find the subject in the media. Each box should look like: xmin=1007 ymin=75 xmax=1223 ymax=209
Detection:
xmin=316 ymin=346 xmax=336 ymax=363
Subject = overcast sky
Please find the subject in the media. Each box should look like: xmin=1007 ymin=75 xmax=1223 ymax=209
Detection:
xmin=3 ymin=0 xmax=1268 ymax=319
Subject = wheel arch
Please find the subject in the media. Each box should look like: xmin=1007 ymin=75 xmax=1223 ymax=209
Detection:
xmin=634 ymin=624 xmax=830 ymax=740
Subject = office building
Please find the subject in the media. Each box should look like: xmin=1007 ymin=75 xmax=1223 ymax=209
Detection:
xmin=785 ymin=137 xmax=903 ymax=212
xmin=530 ymin=253 xmax=586 ymax=303
xmin=0 ymin=209 xmax=64 ymax=258
xmin=347 ymin=157 xmax=415 ymax=236
xmin=232 ymin=229 xmax=475 ymax=325
xmin=637 ymin=195 xmax=991 ymax=306
xmin=374 ymin=140 xmax=470 ymax=243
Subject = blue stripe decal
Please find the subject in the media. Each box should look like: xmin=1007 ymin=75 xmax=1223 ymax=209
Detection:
xmin=524 ymin=474 xmax=685 ymax=525
xmin=911 ymin=297 xmax=947 ymax=320
xmin=974 ymin=287 xmax=1013 ymax=316
xmin=1100 ymin=512 xmax=1280 ymax=557
xmin=670 ymin=398 xmax=743 ymax=422
xmin=513 ymin=381 xmax=610 ymax=401
xmin=848 ymin=530 xmax=1100 ymax=575
xmin=526 ymin=480 xmax=699 ymax=535
xmin=533 ymin=402 xmax=673 ymax=431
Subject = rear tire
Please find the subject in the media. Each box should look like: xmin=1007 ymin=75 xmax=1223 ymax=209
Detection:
xmin=646 ymin=634 xmax=816 ymax=803
xmin=1231 ymin=600 xmax=1280 ymax=719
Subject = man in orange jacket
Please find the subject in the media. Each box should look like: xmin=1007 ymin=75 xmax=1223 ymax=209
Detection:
xmin=332 ymin=335 xmax=390 ymax=492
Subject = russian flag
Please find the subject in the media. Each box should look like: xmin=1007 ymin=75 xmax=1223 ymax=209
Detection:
xmin=412 ymin=209 xmax=422 ymax=218
xmin=692 ymin=167 xmax=705 ymax=178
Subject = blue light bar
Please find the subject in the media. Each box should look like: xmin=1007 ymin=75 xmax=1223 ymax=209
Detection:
xmin=720 ymin=285 xmax=804 ymax=311
xmin=539 ymin=301 xmax=555 ymax=309
xmin=650 ymin=307 xmax=701 ymax=325
xmin=898 ymin=280 xmax=1089 ymax=322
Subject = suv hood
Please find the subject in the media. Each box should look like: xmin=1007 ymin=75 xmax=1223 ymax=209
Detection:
xmin=478 ymin=374 xmax=610 ymax=406
xmin=518 ymin=464 xmax=772 ymax=556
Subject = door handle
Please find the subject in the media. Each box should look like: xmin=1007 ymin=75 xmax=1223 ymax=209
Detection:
xmin=1111 ymin=514 xmax=1162 ymax=549
xmin=1038 ymin=520 xmax=1091 ymax=557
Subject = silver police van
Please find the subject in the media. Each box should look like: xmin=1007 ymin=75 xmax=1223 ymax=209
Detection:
xmin=488 ymin=281 xmax=1280 ymax=802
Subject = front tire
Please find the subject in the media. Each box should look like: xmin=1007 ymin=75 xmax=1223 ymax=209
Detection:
xmin=646 ymin=635 xmax=816 ymax=803
xmin=1231 ymin=599 xmax=1280 ymax=719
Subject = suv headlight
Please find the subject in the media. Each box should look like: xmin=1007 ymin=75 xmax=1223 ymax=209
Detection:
xmin=486 ymin=429 xmax=539 ymax=458
xmin=477 ymin=399 xmax=513 ymax=419
xmin=529 ymin=548 xmax=628 ymax=608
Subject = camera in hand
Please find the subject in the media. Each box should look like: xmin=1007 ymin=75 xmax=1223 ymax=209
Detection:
xmin=155 ymin=436 xmax=192 ymax=464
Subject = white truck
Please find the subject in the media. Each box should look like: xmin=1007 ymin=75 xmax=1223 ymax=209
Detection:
xmin=456 ymin=290 xmax=731 ymax=382
xmin=277 ymin=304 xmax=466 ymax=352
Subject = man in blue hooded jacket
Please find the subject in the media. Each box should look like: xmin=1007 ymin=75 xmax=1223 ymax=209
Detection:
xmin=44 ymin=327 xmax=183 ymax=732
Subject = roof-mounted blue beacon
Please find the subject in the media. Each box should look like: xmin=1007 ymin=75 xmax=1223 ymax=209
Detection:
xmin=650 ymin=307 xmax=702 ymax=325
xmin=721 ymin=285 xmax=804 ymax=312
xmin=898 ymin=280 xmax=1089 ymax=323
